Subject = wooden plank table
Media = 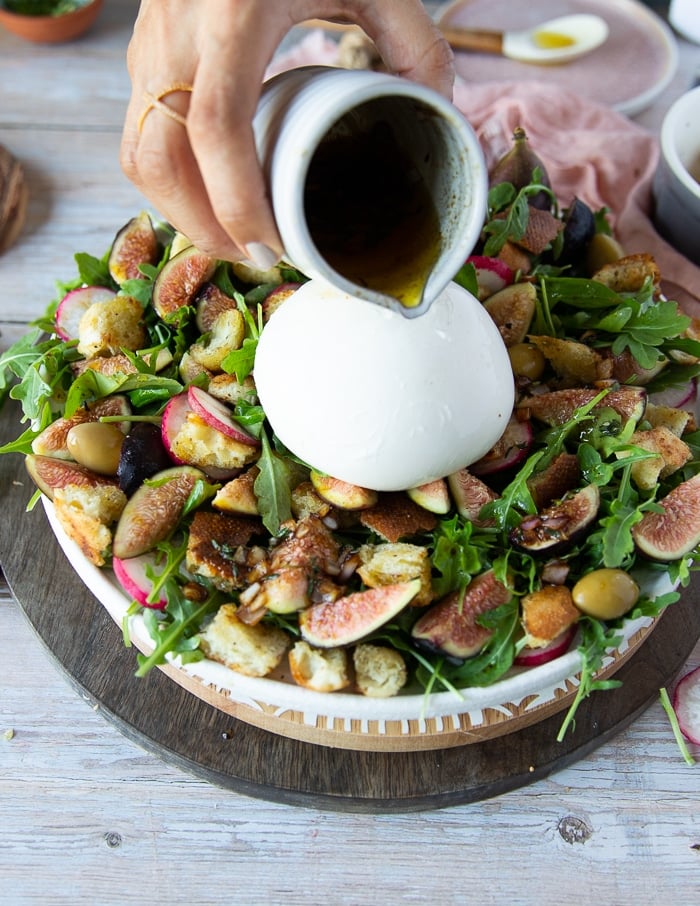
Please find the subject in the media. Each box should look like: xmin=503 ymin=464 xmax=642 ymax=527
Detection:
xmin=1 ymin=1 xmax=699 ymax=902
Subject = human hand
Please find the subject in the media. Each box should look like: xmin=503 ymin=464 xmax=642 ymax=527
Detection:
xmin=120 ymin=0 xmax=453 ymax=267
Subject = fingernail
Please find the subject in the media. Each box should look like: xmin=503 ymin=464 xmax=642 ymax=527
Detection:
xmin=244 ymin=242 xmax=280 ymax=270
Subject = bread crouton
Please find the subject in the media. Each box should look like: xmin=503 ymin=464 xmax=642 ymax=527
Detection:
xmin=359 ymin=493 xmax=437 ymax=542
xmin=199 ymin=603 xmax=289 ymax=677
xmin=169 ymin=412 xmax=259 ymax=471
xmin=643 ymin=402 xmax=691 ymax=438
xmin=288 ymin=640 xmax=350 ymax=692
xmin=353 ymin=643 xmax=407 ymax=698
xmin=357 ymin=542 xmax=433 ymax=606
xmin=290 ymin=481 xmax=332 ymax=520
xmin=592 ymin=252 xmax=661 ymax=295
xmin=53 ymin=483 xmax=127 ymax=566
xmin=77 ymin=295 xmax=147 ymax=358
xmin=521 ymin=585 xmax=579 ymax=648
xmin=189 ymin=309 xmax=245 ymax=372
xmin=186 ymin=510 xmax=262 ymax=591
xmin=207 ymin=373 xmax=258 ymax=405
xmin=213 ymin=467 xmax=259 ymax=516
xmin=618 ymin=426 xmax=692 ymax=490
xmin=528 ymin=335 xmax=612 ymax=385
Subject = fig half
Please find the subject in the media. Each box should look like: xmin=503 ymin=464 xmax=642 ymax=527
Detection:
xmin=632 ymin=473 xmax=700 ymax=560
xmin=108 ymin=211 xmax=160 ymax=286
xmin=510 ymin=484 xmax=600 ymax=556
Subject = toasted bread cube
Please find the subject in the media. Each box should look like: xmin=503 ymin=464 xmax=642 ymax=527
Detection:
xmin=186 ymin=510 xmax=260 ymax=591
xmin=199 ymin=603 xmax=289 ymax=677
xmin=592 ymin=253 xmax=661 ymax=294
xmin=170 ymin=412 xmax=258 ymax=471
xmin=528 ymin=335 xmax=612 ymax=385
xmin=521 ymin=585 xmax=579 ymax=648
xmin=357 ymin=542 xmax=433 ymax=606
xmin=53 ymin=483 xmax=127 ymax=566
xmin=353 ymin=643 xmax=407 ymax=698
xmin=289 ymin=640 xmax=350 ymax=692
xmin=213 ymin=467 xmax=259 ymax=516
xmin=77 ymin=295 xmax=147 ymax=358
xmin=207 ymin=373 xmax=258 ymax=405
xmin=619 ymin=426 xmax=692 ymax=490
xmin=644 ymin=402 xmax=691 ymax=438
xmin=290 ymin=481 xmax=332 ymax=520
xmin=189 ymin=309 xmax=245 ymax=372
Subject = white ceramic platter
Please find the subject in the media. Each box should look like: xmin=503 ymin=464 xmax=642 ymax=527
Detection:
xmin=43 ymin=498 xmax=666 ymax=751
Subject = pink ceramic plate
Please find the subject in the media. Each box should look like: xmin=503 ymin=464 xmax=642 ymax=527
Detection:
xmin=439 ymin=0 xmax=678 ymax=116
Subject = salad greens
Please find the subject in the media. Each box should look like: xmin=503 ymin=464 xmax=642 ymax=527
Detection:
xmin=2 ymin=186 xmax=700 ymax=743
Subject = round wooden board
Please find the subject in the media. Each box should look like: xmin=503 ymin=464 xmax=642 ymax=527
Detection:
xmin=2 ymin=403 xmax=699 ymax=813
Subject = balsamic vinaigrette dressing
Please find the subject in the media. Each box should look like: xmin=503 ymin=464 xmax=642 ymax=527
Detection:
xmin=303 ymin=116 xmax=442 ymax=309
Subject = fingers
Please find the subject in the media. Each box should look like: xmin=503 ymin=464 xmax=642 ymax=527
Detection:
xmin=120 ymin=0 xmax=455 ymax=263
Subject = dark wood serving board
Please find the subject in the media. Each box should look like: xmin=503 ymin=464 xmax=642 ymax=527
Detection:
xmin=2 ymin=400 xmax=699 ymax=813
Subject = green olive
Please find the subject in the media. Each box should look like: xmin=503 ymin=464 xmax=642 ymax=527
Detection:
xmin=585 ymin=232 xmax=625 ymax=275
xmin=508 ymin=343 xmax=546 ymax=380
xmin=572 ymin=568 xmax=640 ymax=620
xmin=67 ymin=421 xmax=125 ymax=476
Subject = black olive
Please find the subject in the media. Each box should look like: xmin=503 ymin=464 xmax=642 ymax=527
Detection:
xmin=117 ymin=422 xmax=172 ymax=496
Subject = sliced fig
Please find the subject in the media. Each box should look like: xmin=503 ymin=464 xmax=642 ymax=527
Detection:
xmin=152 ymin=245 xmax=216 ymax=319
xmin=470 ymin=416 xmax=533 ymax=476
xmin=299 ymin=579 xmax=420 ymax=648
xmin=509 ymin=484 xmax=600 ymax=556
xmin=488 ymin=126 xmax=552 ymax=210
xmin=55 ymin=286 xmax=117 ymax=341
xmin=117 ymin=422 xmax=172 ymax=496
xmin=112 ymin=465 xmax=205 ymax=559
xmin=447 ymin=469 xmax=498 ymax=525
xmin=411 ymin=570 xmax=511 ymax=661
xmin=631 ymin=474 xmax=700 ymax=561
xmin=108 ymin=211 xmax=160 ymax=286
xmin=310 ymin=471 xmax=378 ymax=511
xmin=406 ymin=478 xmax=451 ymax=515
xmin=518 ymin=386 xmax=646 ymax=427
xmin=25 ymin=454 xmax=118 ymax=500
xmin=608 ymin=347 xmax=667 ymax=386
xmin=558 ymin=197 xmax=596 ymax=267
xmin=526 ymin=452 xmax=580 ymax=510
xmin=482 ymin=282 xmax=537 ymax=347
xmin=195 ymin=282 xmax=239 ymax=333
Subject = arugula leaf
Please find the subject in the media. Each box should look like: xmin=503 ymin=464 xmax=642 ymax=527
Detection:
xmin=254 ymin=431 xmax=293 ymax=535
xmin=430 ymin=516 xmax=484 ymax=597
xmin=557 ymin=617 xmax=624 ymax=741
xmin=453 ymin=261 xmax=479 ymax=297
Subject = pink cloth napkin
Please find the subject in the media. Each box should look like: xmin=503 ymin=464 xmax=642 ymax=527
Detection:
xmin=270 ymin=32 xmax=700 ymax=316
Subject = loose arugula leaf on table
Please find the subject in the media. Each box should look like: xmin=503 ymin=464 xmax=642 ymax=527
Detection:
xmin=556 ymin=617 xmax=625 ymax=741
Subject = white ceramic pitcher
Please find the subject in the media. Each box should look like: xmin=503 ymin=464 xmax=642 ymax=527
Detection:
xmin=253 ymin=66 xmax=487 ymax=318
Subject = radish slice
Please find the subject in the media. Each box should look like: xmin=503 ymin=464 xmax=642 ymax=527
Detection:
xmin=113 ymin=552 xmax=169 ymax=609
xmin=650 ymin=378 xmax=697 ymax=411
xmin=672 ymin=664 xmax=700 ymax=744
xmin=55 ymin=286 xmax=117 ymax=341
xmin=514 ymin=625 xmax=577 ymax=667
xmin=160 ymin=392 xmax=191 ymax=463
xmin=187 ymin=385 xmax=259 ymax=446
xmin=466 ymin=255 xmax=514 ymax=299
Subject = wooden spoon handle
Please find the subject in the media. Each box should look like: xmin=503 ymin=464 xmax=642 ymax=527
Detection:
xmin=300 ymin=19 xmax=506 ymax=56
xmin=438 ymin=27 xmax=505 ymax=55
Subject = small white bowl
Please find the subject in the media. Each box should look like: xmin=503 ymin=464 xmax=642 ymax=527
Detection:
xmin=653 ymin=86 xmax=700 ymax=264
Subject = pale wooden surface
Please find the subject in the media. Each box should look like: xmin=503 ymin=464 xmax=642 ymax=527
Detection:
xmin=1 ymin=1 xmax=700 ymax=902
